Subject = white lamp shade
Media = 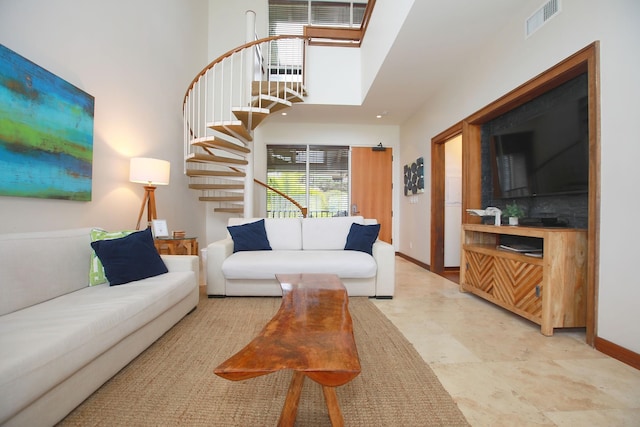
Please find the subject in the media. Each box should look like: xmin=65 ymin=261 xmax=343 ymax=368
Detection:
xmin=129 ymin=157 xmax=170 ymax=186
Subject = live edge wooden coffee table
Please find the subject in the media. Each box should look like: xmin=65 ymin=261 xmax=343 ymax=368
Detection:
xmin=214 ymin=273 xmax=361 ymax=427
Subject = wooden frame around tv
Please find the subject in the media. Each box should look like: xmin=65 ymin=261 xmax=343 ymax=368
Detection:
xmin=431 ymin=42 xmax=600 ymax=346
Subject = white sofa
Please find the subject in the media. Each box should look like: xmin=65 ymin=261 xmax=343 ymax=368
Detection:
xmin=206 ymin=216 xmax=395 ymax=298
xmin=0 ymin=227 xmax=199 ymax=427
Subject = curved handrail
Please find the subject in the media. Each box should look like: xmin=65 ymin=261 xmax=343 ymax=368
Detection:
xmin=256 ymin=179 xmax=308 ymax=218
xmin=230 ymin=167 xmax=307 ymax=218
xmin=183 ymin=35 xmax=307 ymax=105
xmin=260 ymin=178 xmax=307 ymax=218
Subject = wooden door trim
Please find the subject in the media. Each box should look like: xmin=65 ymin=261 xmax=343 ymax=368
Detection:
xmin=430 ymin=122 xmax=462 ymax=275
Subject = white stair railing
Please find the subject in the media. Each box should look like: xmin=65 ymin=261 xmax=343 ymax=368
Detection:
xmin=182 ymin=36 xmax=307 ymax=215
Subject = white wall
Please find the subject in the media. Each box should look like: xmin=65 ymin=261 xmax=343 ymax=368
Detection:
xmin=398 ymin=0 xmax=640 ymax=353
xmin=208 ymin=0 xmax=268 ymax=60
xmin=359 ymin=0 xmax=414 ymax=96
xmin=0 ymin=0 xmax=208 ymax=241
xmin=593 ymin=0 xmax=640 ymax=354
xmin=305 ymin=46 xmax=362 ymax=105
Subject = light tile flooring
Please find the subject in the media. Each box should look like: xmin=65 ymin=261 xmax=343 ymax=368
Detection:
xmin=372 ymin=257 xmax=640 ymax=426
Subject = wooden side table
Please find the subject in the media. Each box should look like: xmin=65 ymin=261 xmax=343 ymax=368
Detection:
xmin=154 ymin=237 xmax=199 ymax=256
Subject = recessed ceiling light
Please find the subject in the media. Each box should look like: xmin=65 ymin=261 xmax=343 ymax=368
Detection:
xmin=281 ymin=112 xmax=287 ymax=116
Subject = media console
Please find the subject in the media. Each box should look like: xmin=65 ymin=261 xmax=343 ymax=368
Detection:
xmin=460 ymin=224 xmax=587 ymax=336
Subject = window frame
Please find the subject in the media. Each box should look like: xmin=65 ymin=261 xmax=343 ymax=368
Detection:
xmin=266 ymin=144 xmax=350 ymax=218
xmin=269 ymin=0 xmax=370 ymax=47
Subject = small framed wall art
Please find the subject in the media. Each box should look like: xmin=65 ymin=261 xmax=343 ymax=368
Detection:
xmin=404 ymin=157 xmax=424 ymax=196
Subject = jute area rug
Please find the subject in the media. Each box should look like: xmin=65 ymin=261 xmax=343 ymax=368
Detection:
xmin=58 ymin=295 xmax=469 ymax=426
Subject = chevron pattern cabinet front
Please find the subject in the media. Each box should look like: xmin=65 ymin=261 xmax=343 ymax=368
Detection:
xmin=493 ymin=257 xmax=543 ymax=318
xmin=459 ymin=224 xmax=587 ymax=336
xmin=464 ymin=251 xmax=494 ymax=294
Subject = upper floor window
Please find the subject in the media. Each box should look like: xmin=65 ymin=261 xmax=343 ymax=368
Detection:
xmin=269 ymin=1 xmax=367 ymax=37
xmin=266 ymin=1 xmax=367 ymax=80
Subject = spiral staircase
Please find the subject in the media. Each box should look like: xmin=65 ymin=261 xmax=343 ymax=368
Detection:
xmin=182 ymin=36 xmax=307 ymax=217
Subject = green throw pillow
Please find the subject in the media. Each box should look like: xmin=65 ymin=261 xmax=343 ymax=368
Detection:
xmin=89 ymin=228 xmax=135 ymax=285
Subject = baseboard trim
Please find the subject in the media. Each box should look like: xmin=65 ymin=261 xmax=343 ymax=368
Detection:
xmin=396 ymin=252 xmax=430 ymax=271
xmin=594 ymin=336 xmax=640 ymax=370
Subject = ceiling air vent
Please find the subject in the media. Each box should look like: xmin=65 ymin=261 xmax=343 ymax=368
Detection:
xmin=526 ymin=0 xmax=561 ymax=38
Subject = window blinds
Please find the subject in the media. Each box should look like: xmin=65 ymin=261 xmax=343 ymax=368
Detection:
xmin=267 ymin=145 xmax=349 ymax=217
xmin=268 ymin=1 xmax=366 ymax=73
xmin=269 ymin=0 xmax=366 ymax=35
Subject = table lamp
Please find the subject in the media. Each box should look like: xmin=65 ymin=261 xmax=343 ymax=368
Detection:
xmin=129 ymin=157 xmax=170 ymax=230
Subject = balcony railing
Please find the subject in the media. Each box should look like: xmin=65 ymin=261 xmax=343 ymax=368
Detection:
xmin=267 ymin=210 xmax=349 ymax=218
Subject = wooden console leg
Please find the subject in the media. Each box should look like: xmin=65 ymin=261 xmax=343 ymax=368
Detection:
xmin=278 ymin=371 xmax=305 ymax=427
xmin=322 ymin=386 xmax=344 ymax=427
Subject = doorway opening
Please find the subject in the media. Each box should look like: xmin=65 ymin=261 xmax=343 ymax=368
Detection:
xmin=430 ymin=123 xmax=463 ymax=277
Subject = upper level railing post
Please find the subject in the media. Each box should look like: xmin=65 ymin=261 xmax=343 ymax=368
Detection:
xmin=243 ymin=10 xmax=256 ymax=217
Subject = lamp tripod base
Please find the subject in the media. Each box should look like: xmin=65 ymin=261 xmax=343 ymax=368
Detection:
xmin=136 ymin=185 xmax=157 ymax=230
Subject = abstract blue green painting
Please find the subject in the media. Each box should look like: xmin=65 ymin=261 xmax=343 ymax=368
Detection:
xmin=0 ymin=44 xmax=94 ymax=201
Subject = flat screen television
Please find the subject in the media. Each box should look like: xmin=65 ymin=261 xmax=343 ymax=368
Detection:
xmin=489 ymin=78 xmax=589 ymax=199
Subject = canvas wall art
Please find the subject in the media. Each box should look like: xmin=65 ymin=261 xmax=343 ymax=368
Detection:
xmin=0 ymin=44 xmax=94 ymax=201
xmin=404 ymin=156 xmax=424 ymax=196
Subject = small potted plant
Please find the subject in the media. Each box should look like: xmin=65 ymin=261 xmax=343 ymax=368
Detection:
xmin=503 ymin=202 xmax=524 ymax=225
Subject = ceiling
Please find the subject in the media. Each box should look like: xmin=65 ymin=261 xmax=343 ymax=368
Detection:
xmin=267 ymin=0 xmax=539 ymax=126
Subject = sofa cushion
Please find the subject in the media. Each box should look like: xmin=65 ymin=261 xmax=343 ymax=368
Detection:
xmin=345 ymin=223 xmax=381 ymax=255
xmin=0 ymin=228 xmax=93 ymax=316
xmin=0 ymin=270 xmax=195 ymax=424
xmin=227 ymin=219 xmax=272 ymax=253
xmin=222 ymin=250 xmax=377 ymax=279
xmin=228 ymin=218 xmax=302 ymax=250
xmin=90 ymin=228 xmax=168 ymax=286
xmin=302 ymin=216 xmax=364 ymax=250
xmin=89 ymin=228 xmax=136 ymax=285
xmin=264 ymin=218 xmax=302 ymax=250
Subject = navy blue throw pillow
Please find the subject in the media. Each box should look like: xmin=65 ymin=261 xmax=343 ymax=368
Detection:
xmin=90 ymin=228 xmax=168 ymax=286
xmin=344 ymin=223 xmax=380 ymax=255
xmin=227 ymin=219 xmax=272 ymax=253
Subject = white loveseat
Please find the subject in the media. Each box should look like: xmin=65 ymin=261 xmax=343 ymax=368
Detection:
xmin=206 ymin=216 xmax=395 ymax=298
xmin=0 ymin=227 xmax=199 ymax=427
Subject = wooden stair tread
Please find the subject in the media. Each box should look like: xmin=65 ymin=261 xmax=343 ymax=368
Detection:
xmin=208 ymin=121 xmax=252 ymax=142
xmin=199 ymin=196 xmax=244 ymax=202
xmin=186 ymin=168 xmax=245 ymax=178
xmin=191 ymin=136 xmax=250 ymax=153
xmin=186 ymin=153 xmax=248 ymax=166
xmin=283 ymin=88 xmax=304 ymax=103
xmin=189 ymin=184 xmax=244 ymax=190
xmin=251 ymin=84 xmax=305 ymax=103
xmin=186 ymin=73 xmax=307 ymax=214
xmin=214 ymin=207 xmax=244 ymax=214
xmin=252 ymin=81 xmax=306 ymax=98
xmin=231 ymin=107 xmax=270 ymax=130
xmin=252 ymin=94 xmax=292 ymax=113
